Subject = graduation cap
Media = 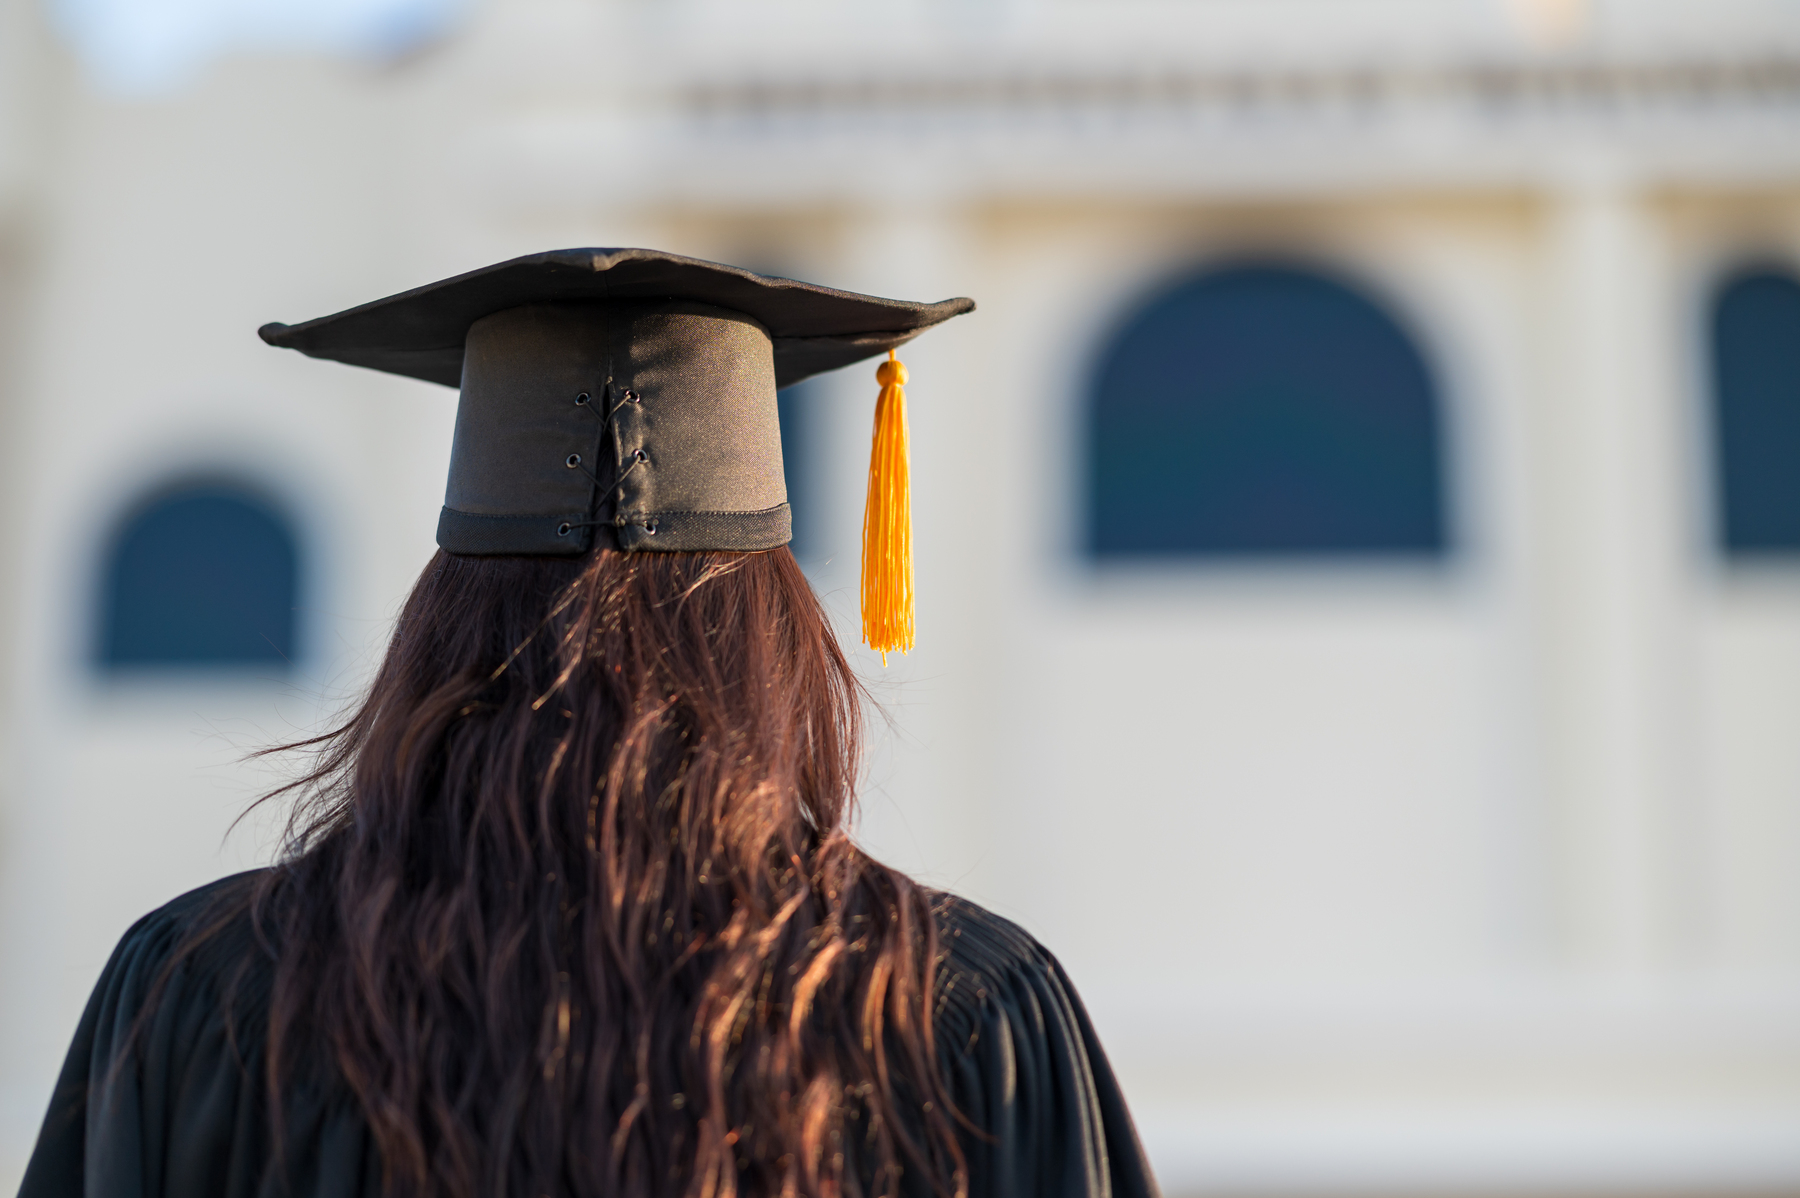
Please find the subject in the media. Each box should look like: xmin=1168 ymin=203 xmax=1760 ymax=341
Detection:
xmin=259 ymin=248 xmax=974 ymax=658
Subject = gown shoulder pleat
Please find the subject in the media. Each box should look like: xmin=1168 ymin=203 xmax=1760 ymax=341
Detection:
xmin=927 ymin=895 xmax=1159 ymax=1198
xmin=17 ymin=871 xmax=379 ymax=1198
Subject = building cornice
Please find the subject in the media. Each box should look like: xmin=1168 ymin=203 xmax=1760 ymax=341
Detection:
xmin=476 ymin=48 xmax=1800 ymax=208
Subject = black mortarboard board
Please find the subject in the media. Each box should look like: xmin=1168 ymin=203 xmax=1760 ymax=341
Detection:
xmin=259 ymin=247 xmax=973 ymax=392
xmin=259 ymin=248 xmax=974 ymax=656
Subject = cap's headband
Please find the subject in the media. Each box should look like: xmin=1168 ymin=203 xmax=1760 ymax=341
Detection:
xmin=436 ymin=301 xmax=790 ymax=556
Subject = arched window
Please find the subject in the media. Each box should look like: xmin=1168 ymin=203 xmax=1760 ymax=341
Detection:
xmin=98 ymin=480 xmax=301 ymax=670
xmin=1712 ymin=267 xmax=1800 ymax=555
xmin=777 ymin=381 xmax=819 ymax=561
xmin=1087 ymin=264 xmax=1447 ymax=558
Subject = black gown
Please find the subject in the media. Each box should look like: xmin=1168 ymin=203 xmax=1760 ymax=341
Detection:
xmin=19 ymin=873 xmax=1159 ymax=1198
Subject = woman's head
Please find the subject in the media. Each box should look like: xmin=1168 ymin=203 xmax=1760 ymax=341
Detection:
xmin=257 ymin=547 xmax=962 ymax=1198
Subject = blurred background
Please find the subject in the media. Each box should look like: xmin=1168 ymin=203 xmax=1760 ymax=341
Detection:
xmin=2 ymin=0 xmax=1800 ymax=1193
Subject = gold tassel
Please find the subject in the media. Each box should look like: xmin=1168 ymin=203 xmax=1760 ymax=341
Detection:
xmin=861 ymin=350 xmax=913 ymax=663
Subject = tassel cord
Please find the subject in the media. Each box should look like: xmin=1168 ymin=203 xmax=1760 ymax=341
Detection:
xmin=861 ymin=351 xmax=914 ymax=663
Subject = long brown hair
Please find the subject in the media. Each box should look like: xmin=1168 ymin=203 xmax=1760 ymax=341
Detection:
xmin=248 ymin=546 xmax=964 ymax=1198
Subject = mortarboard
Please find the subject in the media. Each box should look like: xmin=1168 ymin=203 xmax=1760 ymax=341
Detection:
xmin=258 ymin=247 xmax=975 ymax=658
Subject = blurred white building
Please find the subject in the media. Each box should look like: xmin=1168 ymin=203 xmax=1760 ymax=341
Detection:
xmin=2 ymin=0 xmax=1800 ymax=1193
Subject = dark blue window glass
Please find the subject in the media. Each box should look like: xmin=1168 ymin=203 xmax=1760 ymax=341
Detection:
xmin=1088 ymin=264 xmax=1446 ymax=558
xmin=99 ymin=482 xmax=300 ymax=669
xmin=778 ymin=381 xmax=818 ymax=561
xmin=1713 ymin=268 xmax=1800 ymax=555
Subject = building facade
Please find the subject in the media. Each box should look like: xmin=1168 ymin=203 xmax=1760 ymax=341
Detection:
xmin=2 ymin=0 xmax=1800 ymax=1192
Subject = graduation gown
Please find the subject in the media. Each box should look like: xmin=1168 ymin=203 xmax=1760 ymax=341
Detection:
xmin=19 ymin=873 xmax=1159 ymax=1198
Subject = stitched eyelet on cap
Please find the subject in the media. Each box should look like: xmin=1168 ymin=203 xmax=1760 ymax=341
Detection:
xmin=565 ymin=454 xmax=581 ymax=468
